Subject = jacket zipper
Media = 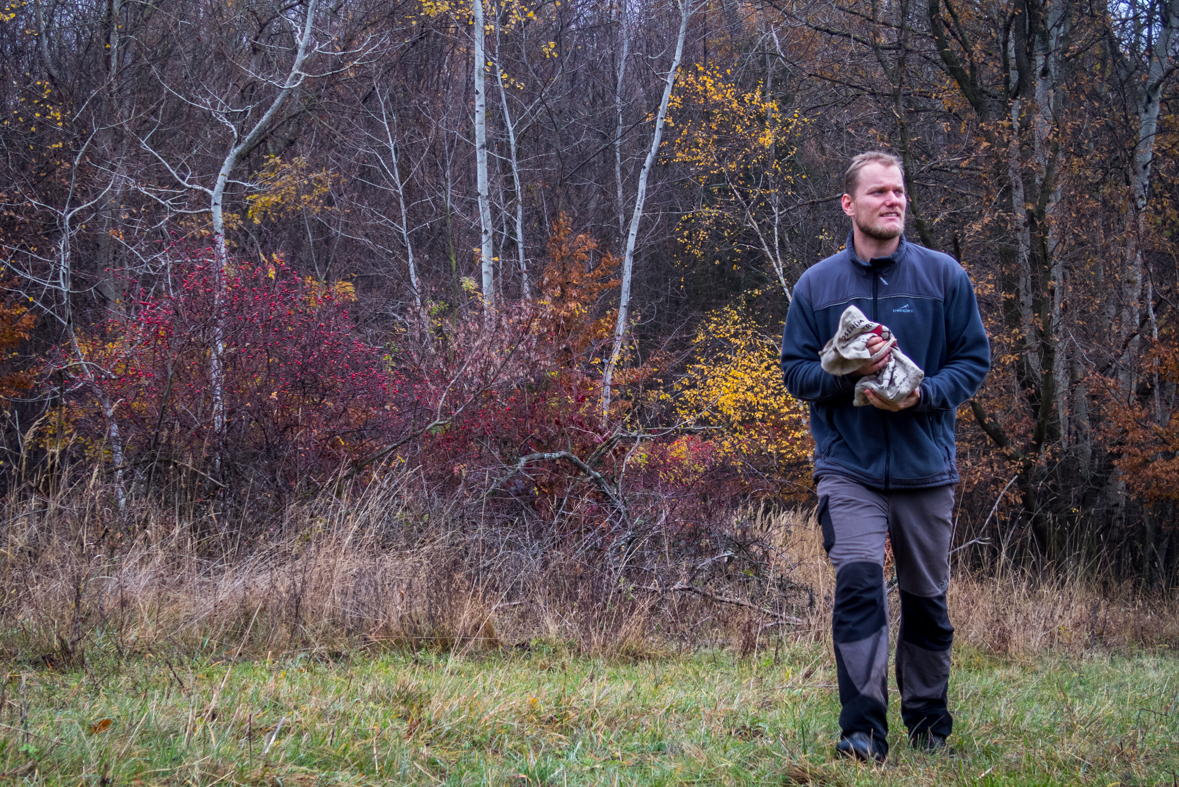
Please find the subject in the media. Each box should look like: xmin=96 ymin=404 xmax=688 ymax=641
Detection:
xmin=873 ymin=267 xmax=891 ymax=489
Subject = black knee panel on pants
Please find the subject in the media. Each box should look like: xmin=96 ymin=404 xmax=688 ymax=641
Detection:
xmin=833 ymin=562 xmax=886 ymax=643
xmin=899 ymin=590 xmax=953 ymax=650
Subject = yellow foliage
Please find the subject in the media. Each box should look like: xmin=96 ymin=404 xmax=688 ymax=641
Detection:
xmin=304 ymin=275 xmax=357 ymax=306
xmin=419 ymin=0 xmax=455 ymax=16
xmin=675 ymin=296 xmax=811 ymax=483
xmin=665 ymin=66 xmax=808 ymax=269
xmin=667 ymin=66 xmax=805 ymax=181
xmin=177 ymin=211 xmax=241 ymax=240
xmin=411 ymin=0 xmax=538 ymax=31
xmin=246 ymin=155 xmax=340 ymax=225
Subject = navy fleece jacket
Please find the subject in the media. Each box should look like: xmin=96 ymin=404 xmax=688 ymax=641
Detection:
xmin=781 ymin=234 xmax=990 ymax=489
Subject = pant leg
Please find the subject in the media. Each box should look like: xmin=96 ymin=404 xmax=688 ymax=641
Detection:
xmin=888 ymin=485 xmax=955 ymax=740
xmin=816 ymin=476 xmax=890 ymax=753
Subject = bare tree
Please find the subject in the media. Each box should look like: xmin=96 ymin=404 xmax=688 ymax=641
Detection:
xmin=494 ymin=20 xmax=534 ymax=300
xmin=602 ymin=0 xmax=693 ymax=416
xmin=135 ymin=0 xmax=330 ymax=468
xmin=1107 ymin=0 xmax=1179 ymax=381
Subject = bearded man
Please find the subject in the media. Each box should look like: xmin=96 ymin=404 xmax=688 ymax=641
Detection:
xmin=780 ymin=151 xmax=990 ymax=762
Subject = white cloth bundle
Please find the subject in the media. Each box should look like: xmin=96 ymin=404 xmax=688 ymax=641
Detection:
xmin=820 ymin=305 xmax=924 ymax=407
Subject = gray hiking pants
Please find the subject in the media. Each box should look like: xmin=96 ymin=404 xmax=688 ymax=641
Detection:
xmin=816 ymin=475 xmax=955 ymax=753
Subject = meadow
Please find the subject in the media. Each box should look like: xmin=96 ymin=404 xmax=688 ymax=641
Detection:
xmin=2 ymin=639 xmax=1176 ymax=785
xmin=2 ymin=482 xmax=1177 ymax=786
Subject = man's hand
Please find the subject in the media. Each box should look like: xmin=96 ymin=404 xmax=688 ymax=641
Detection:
xmin=864 ymin=387 xmax=920 ymax=411
xmin=855 ymin=335 xmax=891 ymax=376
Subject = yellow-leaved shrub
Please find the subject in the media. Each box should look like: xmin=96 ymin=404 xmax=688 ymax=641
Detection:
xmin=675 ymin=296 xmax=812 ymax=496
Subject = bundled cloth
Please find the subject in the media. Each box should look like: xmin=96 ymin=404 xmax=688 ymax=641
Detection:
xmin=820 ymin=305 xmax=924 ymax=407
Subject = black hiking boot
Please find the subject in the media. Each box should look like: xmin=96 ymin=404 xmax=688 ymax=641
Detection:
xmin=835 ymin=731 xmax=887 ymax=763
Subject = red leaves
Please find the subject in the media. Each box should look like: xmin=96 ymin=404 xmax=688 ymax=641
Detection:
xmin=59 ymin=251 xmax=406 ymax=491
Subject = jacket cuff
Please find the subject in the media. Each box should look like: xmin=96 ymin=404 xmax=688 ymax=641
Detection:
xmin=911 ymin=384 xmax=947 ymax=412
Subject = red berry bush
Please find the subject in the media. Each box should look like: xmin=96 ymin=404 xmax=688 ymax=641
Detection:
xmin=59 ymin=251 xmax=405 ymax=498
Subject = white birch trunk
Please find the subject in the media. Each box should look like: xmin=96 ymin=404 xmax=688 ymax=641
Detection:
xmin=602 ymin=0 xmax=691 ymax=416
xmin=614 ymin=5 xmax=631 ymax=239
xmin=473 ymin=0 xmax=496 ymax=310
xmin=1035 ymin=0 xmax=1069 ymax=439
xmin=99 ymin=389 xmax=127 ymax=511
xmin=496 ymin=56 xmax=530 ymax=299
xmin=767 ymin=25 xmax=793 ymax=302
xmin=1006 ymin=97 xmax=1043 ymax=379
xmin=1120 ymin=0 xmax=1178 ymax=385
xmin=208 ymin=0 xmax=320 ymax=464
xmin=375 ymin=88 xmax=429 ymax=327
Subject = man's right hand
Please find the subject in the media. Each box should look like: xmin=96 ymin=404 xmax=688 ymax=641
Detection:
xmin=856 ymin=336 xmax=891 ymax=376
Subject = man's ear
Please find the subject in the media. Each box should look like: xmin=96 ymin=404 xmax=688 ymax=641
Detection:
xmin=841 ymin=193 xmax=855 ymax=217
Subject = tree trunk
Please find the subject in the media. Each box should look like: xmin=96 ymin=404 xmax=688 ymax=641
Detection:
xmin=614 ymin=5 xmax=631 ymax=243
xmin=1118 ymin=0 xmax=1178 ymax=388
xmin=602 ymin=0 xmax=691 ymax=417
xmin=375 ymin=85 xmax=430 ymax=329
xmin=208 ymin=0 xmax=320 ymax=468
xmin=496 ymin=43 xmax=530 ymax=300
xmin=473 ymin=0 xmax=496 ymax=310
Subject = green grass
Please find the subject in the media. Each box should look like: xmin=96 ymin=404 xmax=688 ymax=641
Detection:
xmin=1 ymin=642 xmax=1177 ymax=786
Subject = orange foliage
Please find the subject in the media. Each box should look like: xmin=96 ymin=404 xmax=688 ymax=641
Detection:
xmin=1101 ymin=341 xmax=1179 ymax=502
xmin=536 ymin=214 xmax=619 ymax=363
xmin=0 ymin=282 xmax=35 ymax=400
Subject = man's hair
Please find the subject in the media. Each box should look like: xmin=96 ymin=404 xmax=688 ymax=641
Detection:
xmin=844 ymin=151 xmax=904 ymax=196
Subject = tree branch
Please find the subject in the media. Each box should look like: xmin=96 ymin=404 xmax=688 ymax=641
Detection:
xmin=638 ymin=581 xmax=804 ymax=625
xmin=498 ymin=450 xmax=628 ymax=521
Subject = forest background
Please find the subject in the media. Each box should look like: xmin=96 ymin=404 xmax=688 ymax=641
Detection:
xmin=2 ymin=0 xmax=1179 ymax=641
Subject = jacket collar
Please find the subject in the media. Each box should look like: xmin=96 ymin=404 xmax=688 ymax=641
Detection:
xmin=847 ymin=232 xmax=909 ymax=270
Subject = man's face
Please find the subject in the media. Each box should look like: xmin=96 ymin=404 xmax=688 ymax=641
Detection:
xmin=841 ymin=162 xmax=907 ymax=242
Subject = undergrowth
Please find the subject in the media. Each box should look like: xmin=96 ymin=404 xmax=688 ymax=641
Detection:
xmin=1 ymin=471 xmax=1178 ymax=784
xmin=1 ymin=469 xmax=1176 ymax=666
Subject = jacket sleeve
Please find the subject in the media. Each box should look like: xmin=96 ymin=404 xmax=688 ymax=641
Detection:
xmin=781 ymin=288 xmax=857 ymax=402
xmin=913 ymin=269 xmax=990 ymax=412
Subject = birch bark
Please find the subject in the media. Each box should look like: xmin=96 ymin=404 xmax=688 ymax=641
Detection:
xmin=495 ymin=38 xmax=531 ymax=299
xmin=473 ymin=0 xmax=496 ymax=310
xmin=1118 ymin=0 xmax=1179 ymax=388
xmin=602 ymin=0 xmax=692 ymax=416
xmin=614 ymin=4 xmax=631 ymax=241
xmin=207 ymin=0 xmax=321 ymax=466
xmin=375 ymin=87 xmax=430 ymax=328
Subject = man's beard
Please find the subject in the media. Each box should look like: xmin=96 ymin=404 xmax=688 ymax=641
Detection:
xmin=856 ymin=215 xmax=903 ymax=241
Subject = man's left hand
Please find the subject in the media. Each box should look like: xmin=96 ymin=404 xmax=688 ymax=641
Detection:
xmin=864 ymin=387 xmax=920 ymax=412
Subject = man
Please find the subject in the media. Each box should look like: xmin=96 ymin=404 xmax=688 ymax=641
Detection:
xmin=780 ymin=152 xmax=990 ymax=762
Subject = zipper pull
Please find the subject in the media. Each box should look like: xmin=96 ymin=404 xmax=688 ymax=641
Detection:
xmin=878 ymin=274 xmax=889 ymax=286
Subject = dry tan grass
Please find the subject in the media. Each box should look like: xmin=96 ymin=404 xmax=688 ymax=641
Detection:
xmin=764 ymin=506 xmax=1179 ymax=656
xmin=2 ymin=475 xmax=1176 ymax=665
xmin=1 ymin=475 xmax=503 ymax=660
xmin=949 ymin=569 xmax=1179 ymax=655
